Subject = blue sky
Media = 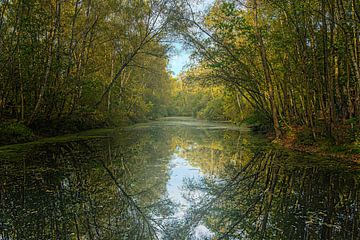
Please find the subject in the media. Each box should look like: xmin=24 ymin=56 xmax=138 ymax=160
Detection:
xmin=168 ymin=41 xmax=192 ymax=76
xmin=167 ymin=0 xmax=214 ymax=76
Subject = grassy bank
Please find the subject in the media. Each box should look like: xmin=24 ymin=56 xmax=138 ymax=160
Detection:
xmin=248 ymin=121 xmax=360 ymax=162
xmin=0 ymin=114 xmax=110 ymax=146
xmin=277 ymin=126 xmax=360 ymax=162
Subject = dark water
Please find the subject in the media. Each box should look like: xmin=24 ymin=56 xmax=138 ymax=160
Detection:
xmin=0 ymin=117 xmax=359 ymax=240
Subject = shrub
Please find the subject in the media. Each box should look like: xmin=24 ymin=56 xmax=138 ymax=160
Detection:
xmin=296 ymin=128 xmax=315 ymax=146
xmin=351 ymin=130 xmax=360 ymax=154
xmin=244 ymin=111 xmax=273 ymax=133
xmin=29 ymin=112 xmax=108 ymax=136
xmin=0 ymin=122 xmax=34 ymax=145
xmin=332 ymin=124 xmax=357 ymax=145
xmin=197 ymin=99 xmax=225 ymax=121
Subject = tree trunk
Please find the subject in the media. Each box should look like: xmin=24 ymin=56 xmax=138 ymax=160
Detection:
xmin=322 ymin=0 xmax=334 ymax=137
xmin=253 ymin=0 xmax=281 ymax=139
xmin=27 ymin=1 xmax=60 ymax=125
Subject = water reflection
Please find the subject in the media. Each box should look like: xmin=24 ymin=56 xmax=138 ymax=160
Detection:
xmin=180 ymin=150 xmax=360 ymax=239
xmin=0 ymin=118 xmax=359 ymax=239
xmin=163 ymin=153 xmax=213 ymax=240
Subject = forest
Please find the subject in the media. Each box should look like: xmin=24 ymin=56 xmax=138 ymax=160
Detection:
xmin=1 ymin=0 xmax=360 ymax=154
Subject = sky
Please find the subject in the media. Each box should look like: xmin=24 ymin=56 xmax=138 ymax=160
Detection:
xmin=167 ymin=0 xmax=215 ymax=76
xmin=168 ymin=41 xmax=192 ymax=76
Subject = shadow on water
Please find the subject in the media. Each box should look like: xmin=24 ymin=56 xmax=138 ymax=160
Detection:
xmin=0 ymin=117 xmax=359 ymax=239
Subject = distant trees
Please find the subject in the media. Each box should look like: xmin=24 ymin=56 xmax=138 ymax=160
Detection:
xmin=168 ymin=75 xmax=245 ymax=122
xmin=0 ymin=0 xmax=174 ymax=127
xmin=177 ymin=0 xmax=360 ymax=142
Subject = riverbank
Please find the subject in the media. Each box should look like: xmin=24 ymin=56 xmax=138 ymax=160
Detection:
xmin=0 ymin=116 xmax=231 ymax=147
xmin=252 ymin=125 xmax=360 ymax=163
xmin=0 ymin=117 xmax=240 ymax=150
xmin=2 ymin=117 xmax=359 ymax=163
xmin=0 ymin=128 xmax=117 ymax=153
xmin=277 ymin=136 xmax=360 ymax=163
xmin=0 ymin=115 xmax=112 ymax=146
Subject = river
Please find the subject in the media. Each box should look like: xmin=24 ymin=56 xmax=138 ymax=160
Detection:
xmin=0 ymin=117 xmax=359 ymax=239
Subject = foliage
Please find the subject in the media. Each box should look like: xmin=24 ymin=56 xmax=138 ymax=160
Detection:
xmin=243 ymin=111 xmax=273 ymax=133
xmin=176 ymin=0 xmax=360 ymax=142
xmin=296 ymin=128 xmax=316 ymax=146
xmin=169 ymin=75 xmax=246 ymax=122
xmin=197 ymin=98 xmax=224 ymax=120
xmin=29 ymin=113 xmax=108 ymax=136
xmin=0 ymin=0 xmax=175 ymax=139
xmin=2 ymin=0 xmax=360 ymax=150
xmin=0 ymin=122 xmax=34 ymax=145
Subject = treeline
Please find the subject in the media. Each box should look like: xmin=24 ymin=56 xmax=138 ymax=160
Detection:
xmin=169 ymin=78 xmax=247 ymax=122
xmin=178 ymin=0 xmax=360 ymax=144
xmin=0 ymin=0 xmax=174 ymax=137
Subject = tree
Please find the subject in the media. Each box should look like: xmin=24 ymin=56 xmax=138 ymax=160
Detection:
xmin=174 ymin=0 xmax=360 ymax=142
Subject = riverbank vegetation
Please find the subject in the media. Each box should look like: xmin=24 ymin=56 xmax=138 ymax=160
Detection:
xmin=0 ymin=0 xmax=175 ymax=144
xmin=171 ymin=0 xmax=360 ymax=156
xmin=168 ymin=80 xmax=246 ymax=122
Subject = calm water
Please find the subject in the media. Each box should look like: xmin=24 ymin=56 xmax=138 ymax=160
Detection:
xmin=0 ymin=117 xmax=359 ymax=240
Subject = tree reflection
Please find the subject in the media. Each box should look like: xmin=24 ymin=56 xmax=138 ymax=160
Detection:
xmin=0 ymin=128 xmax=174 ymax=240
xmin=1 ymin=121 xmax=359 ymax=239
xmin=179 ymin=149 xmax=360 ymax=239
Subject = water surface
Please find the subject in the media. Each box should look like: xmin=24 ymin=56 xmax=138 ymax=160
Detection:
xmin=1 ymin=117 xmax=359 ymax=239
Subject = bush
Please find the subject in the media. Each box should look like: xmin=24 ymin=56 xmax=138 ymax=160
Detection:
xmin=29 ymin=112 xmax=108 ymax=136
xmin=332 ymin=124 xmax=358 ymax=145
xmin=0 ymin=122 xmax=35 ymax=145
xmin=296 ymin=128 xmax=315 ymax=146
xmin=244 ymin=111 xmax=273 ymax=133
xmin=197 ymin=99 xmax=225 ymax=121
xmin=351 ymin=131 xmax=360 ymax=154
